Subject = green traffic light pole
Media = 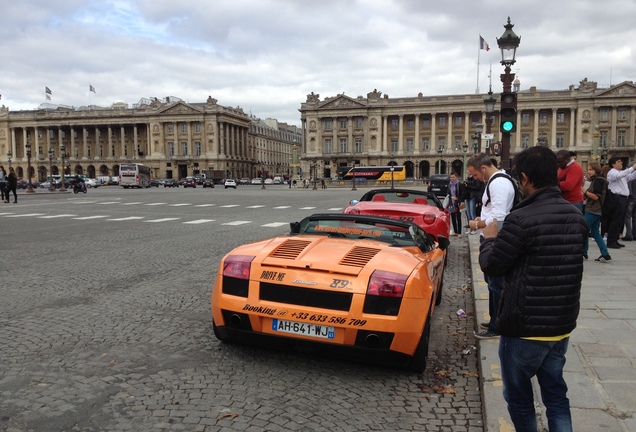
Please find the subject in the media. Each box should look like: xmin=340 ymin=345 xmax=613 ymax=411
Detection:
xmin=497 ymin=16 xmax=520 ymax=171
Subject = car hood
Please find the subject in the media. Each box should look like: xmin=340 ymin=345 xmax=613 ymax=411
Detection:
xmin=228 ymin=235 xmax=422 ymax=278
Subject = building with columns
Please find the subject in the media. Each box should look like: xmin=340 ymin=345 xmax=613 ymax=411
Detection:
xmin=298 ymin=79 xmax=636 ymax=180
xmin=0 ymin=96 xmax=301 ymax=182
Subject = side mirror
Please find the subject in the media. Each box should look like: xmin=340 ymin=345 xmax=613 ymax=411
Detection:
xmin=290 ymin=221 xmax=301 ymax=234
xmin=349 ymin=199 xmax=359 ymax=205
xmin=437 ymin=235 xmax=450 ymax=251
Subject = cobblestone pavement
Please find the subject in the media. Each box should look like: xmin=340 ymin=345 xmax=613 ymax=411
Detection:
xmin=0 ymin=191 xmax=482 ymax=431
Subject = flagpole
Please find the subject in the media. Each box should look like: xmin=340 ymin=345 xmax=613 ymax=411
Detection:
xmin=476 ymin=42 xmax=481 ymax=94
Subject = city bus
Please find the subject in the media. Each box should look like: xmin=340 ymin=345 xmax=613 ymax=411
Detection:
xmin=119 ymin=163 xmax=152 ymax=188
xmin=337 ymin=165 xmax=407 ymax=182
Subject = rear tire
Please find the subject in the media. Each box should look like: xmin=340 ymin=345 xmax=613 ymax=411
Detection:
xmin=212 ymin=320 xmax=230 ymax=342
xmin=435 ymin=268 xmax=445 ymax=306
xmin=407 ymin=315 xmax=431 ymax=373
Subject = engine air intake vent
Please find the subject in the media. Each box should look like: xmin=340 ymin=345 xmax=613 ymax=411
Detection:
xmin=339 ymin=246 xmax=380 ymax=267
xmin=269 ymin=239 xmax=311 ymax=260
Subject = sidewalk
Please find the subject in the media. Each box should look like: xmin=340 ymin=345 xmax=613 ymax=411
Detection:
xmin=469 ymin=234 xmax=636 ymax=432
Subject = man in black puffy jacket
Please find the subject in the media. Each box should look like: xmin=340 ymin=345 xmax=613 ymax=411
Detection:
xmin=478 ymin=146 xmax=588 ymax=432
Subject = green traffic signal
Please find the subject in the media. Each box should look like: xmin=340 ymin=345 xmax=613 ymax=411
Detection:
xmin=501 ymin=121 xmax=515 ymax=132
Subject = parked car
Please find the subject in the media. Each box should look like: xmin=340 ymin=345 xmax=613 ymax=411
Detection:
xmin=182 ymin=177 xmax=197 ymax=188
xmin=17 ymin=178 xmax=40 ymax=189
xmin=149 ymin=179 xmax=160 ymax=187
xmin=224 ymin=179 xmax=237 ymax=189
xmin=264 ymin=178 xmax=274 ymax=185
xmin=211 ymin=213 xmax=450 ymax=372
xmin=251 ymin=178 xmax=263 ymax=185
xmin=238 ymin=178 xmax=251 ymax=185
xmin=344 ymin=189 xmax=451 ymax=242
xmin=203 ymin=179 xmax=215 ymax=188
xmin=427 ymin=174 xmax=451 ymax=198
xmin=164 ymin=179 xmax=179 ymax=188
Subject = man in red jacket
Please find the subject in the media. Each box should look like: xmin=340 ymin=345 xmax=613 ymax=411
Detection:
xmin=556 ymin=150 xmax=585 ymax=213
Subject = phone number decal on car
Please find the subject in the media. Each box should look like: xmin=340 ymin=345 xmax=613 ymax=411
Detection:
xmin=289 ymin=312 xmax=367 ymax=326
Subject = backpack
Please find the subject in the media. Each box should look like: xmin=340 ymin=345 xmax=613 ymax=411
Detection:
xmin=484 ymin=172 xmax=523 ymax=208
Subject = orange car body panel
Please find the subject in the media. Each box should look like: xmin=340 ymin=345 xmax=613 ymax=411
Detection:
xmin=211 ymin=235 xmax=445 ymax=357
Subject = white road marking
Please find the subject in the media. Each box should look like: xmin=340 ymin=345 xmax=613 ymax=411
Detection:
xmin=222 ymin=220 xmax=251 ymax=226
xmin=97 ymin=201 xmax=121 ymax=205
xmin=245 ymin=205 xmax=265 ymax=208
xmin=144 ymin=203 xmax=166 ymax=206
xmin=261 ymin=222 xmax=288 ymax=227
xmin=273 ymin=206 xmax=291 ymax=209
xmin=69 ymin=200 xmax=97 ymax=204
xmin=144 ymin=218 xmax=180 ymax=223
xmin=328 ymin=207 xmax=343 ymax=211
xmin=183 ymin=219 xmax=216 ymax=224
xmin=169 ymin=203 xmax=191 ymax=207
xmin=5 ymin=213 xmax=46 ymax=217
xmin=220 ymin=204 xmax=240 ymax=208
xmin=108 ymin=216 xmax=146 ymax=221
xmin=299 ymin=206 xmax=316 ymax=210
xmin=72 ymin=215 xmax=110 ymax=220
xmin=194 ymin=204 xmax=216 ymax=207
xmin=120 ymin=202 xmax=143 ymax=205
xmin=0 ymin=213 xmax=16 ymax=216
xmin=38 ymin=214 xmax=78 ymax=219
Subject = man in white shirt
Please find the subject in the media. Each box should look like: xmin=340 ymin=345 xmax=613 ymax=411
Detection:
xmin=466 ymin=154 xmax=516 ymax=338
xmin=606 ymin=157 xmax=636 ymax=248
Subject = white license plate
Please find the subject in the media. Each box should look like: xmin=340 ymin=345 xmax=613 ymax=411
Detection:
xmin=272 ymin=319 xmax=335 ymax=339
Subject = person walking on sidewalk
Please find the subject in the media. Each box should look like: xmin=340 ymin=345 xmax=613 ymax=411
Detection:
xmin=466 ymin=153 xmax=516 ymax=339
xmin=623 ymin=176 xmax=636 ymax=241
xmin=478 ymin=146 xmax=588 ymax=432
xmin=447 ymin=172 xmax=464 ymax=237
xmin=582 ymin=162 xmax=610 ymax=262
xmin=556 ymin=149 xmax=585 ymax=213
xmin=5 ymin=167 xmax=18 ymax=203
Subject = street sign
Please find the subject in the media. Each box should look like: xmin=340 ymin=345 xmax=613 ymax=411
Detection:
xmin=482 ymin=134 xmax=494 ymax=140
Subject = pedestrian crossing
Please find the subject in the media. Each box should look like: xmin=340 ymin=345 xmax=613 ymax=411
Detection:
xmin=0 ymin=201 xmax=345 ymax=228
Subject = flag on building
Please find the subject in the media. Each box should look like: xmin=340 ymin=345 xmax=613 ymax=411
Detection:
xmin=479 ymin=35 xmax=490 ymax=51
xmin=45 ymin=86 xmax=52 ymax=94
xmin=90 ymin=85 xmax=96 ymax=93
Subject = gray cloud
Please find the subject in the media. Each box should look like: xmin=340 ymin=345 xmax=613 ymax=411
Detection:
xmin=1 ymin=0 xmax=635 ymax=125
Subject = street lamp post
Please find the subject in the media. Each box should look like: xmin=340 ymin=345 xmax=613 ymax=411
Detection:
xmin=389 ymin=153 xmax=394 ymax=189
xmin=60 ymin=144 xmax=67 ymax=192
xmin=26 ymin=143 xmax=35 ymax=193
xmin=497 ymin=16 xmax=521 ymax=170
xmin=351 ymin=159 xmax=357 ymax=191
xmin=484 ymin=91 xmax=496 ymax=152
xmin=7 ymin=150 xmax=12 ymax=170
xmin=312 ymin=161 xmax=317 ymax=190
xmin=462 ymin=142 xmax=469 ymax=178
xmin=472 ymin=134 xmax=479 ymax=156
xmin=437 ymin=145 xmax=443 ymax=174
xmin=48 ymin=148 xmax=55 ymax=191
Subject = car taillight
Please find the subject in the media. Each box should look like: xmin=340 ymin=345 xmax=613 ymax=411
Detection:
xmin=367 ymin=270 xmax=408 ymax=298
xmin=223 ymin=255 xmax=255 ymax=280
xmin=423 ymin=213 xmax=437 ymax=225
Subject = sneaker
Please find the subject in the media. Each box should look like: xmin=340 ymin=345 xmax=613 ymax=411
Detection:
xmin=583 ymin=253 xmax=588 ymax=259
xmin=474 ymin=330 xmax=499 ymax=339
xmin=617 ymin=242 xmax=626 ymax=248
xmin=607 ymin=242 xmax=622 ymax=249
xmin=480 ymin=322 xmax=489 ymax=329
xmin=595 ymin=255 xmax=612 ymax=263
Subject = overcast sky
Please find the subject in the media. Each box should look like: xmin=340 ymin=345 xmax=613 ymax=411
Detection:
xmin=1 ymin=0 xmax=635 ymax=126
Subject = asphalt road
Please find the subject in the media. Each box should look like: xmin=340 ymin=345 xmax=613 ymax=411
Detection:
xmin=0 ymin=186 xmax=483 ymax=431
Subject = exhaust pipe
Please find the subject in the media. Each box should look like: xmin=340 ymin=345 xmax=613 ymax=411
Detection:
xmin=230 ymin=314 xmax=242 ymax=327
xmin=365 ymin=333 xmax=381 ymax=347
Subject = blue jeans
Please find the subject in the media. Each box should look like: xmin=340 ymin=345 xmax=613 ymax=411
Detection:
xmin=465 ymin=197 xmax=477 ymax=224
xmin=499 ymin=336 xmax=572 ymax=432
xmin=486 ymin=274 xmax=503 ymax=333
xmin=584 ymin=212 xmax=608 ymax=256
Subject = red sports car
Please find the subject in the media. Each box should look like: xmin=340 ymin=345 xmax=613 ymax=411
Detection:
xmin=343 ymin=189 xmax=451 ymax=241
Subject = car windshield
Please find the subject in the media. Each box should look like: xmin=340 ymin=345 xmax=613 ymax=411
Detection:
xmin=359 ymin=190 xmax=443 ymax=209
xmin=292 ymin=215 xmax=419 ymax=247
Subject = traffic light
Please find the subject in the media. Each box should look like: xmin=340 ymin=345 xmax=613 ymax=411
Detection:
xmin=500 ymin=92 xmax=517 ymax=133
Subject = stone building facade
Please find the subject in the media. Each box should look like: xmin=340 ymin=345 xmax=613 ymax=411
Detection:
xmin=0 ymin=96 xmax=302 ymax=182
xmin=298 ymin=79 xmax=636 ymax=179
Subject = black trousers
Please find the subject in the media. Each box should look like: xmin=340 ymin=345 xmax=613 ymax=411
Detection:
xmin=607 ymin=194 xmax=628 ymax=243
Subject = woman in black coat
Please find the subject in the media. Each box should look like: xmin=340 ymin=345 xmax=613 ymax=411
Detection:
xmin=5 ymin=167 xmax=18 ymax=203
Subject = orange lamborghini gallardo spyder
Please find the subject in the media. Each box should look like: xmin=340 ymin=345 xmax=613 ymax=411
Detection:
xmin=211 ymin=213 xmax=450 ymax=372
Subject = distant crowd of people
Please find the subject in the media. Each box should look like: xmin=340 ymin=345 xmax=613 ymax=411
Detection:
xmin=0 ymin=165 xmax=18 ymax=203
